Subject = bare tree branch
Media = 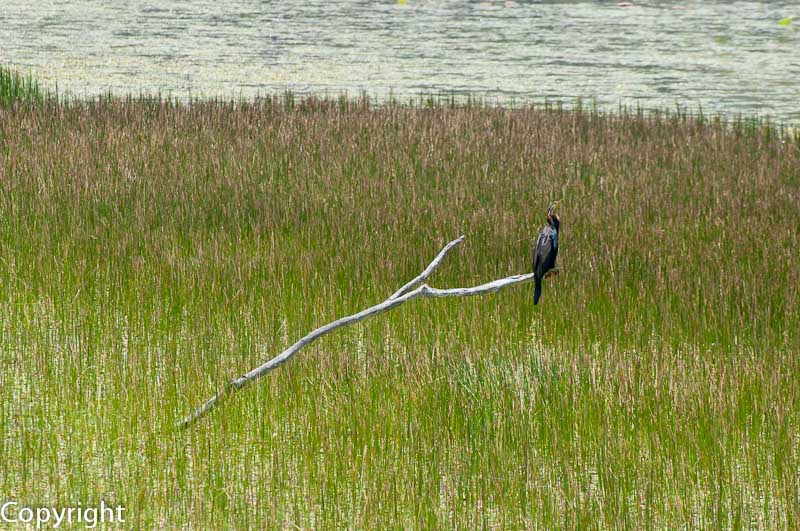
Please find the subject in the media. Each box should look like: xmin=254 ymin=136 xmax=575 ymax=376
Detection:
xmin=388 ymin=235 xmax=465 ymax=300
xmin=178 ymin=235 xmax=536 ymax=429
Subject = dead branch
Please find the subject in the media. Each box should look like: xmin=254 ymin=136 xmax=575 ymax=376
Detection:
xmin=178 ymin=235 xmax=536 ymax=429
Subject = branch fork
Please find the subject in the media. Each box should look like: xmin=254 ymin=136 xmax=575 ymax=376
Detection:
xmin=179 ymin=235 xmax=536 ymax=429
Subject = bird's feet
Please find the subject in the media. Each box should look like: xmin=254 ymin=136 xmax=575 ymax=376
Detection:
xmin=544 ymin=268 xmax=560 ymax=279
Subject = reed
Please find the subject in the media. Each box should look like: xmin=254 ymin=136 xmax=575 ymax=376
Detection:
xmin=0 ymin=66 xmax=44 ymax=106
xmin=0 ymin=94 xmax=798 ymax=529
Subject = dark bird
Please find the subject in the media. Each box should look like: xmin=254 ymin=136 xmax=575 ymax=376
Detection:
xmin=533 ymin=200 xmax=561 ymax=305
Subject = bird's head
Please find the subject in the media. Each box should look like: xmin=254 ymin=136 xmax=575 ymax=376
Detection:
xmin=546 ymin=199 xmax=561 ymax=229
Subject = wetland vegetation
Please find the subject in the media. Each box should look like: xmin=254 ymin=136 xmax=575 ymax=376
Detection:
xmin=1 ymin=81 xmax=799 ymax=529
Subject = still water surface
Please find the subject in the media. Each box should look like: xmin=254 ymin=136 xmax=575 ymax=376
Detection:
xmin=2 ymin=1 xmax=798 ymax=122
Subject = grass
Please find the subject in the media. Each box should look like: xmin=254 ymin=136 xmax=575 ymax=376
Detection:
xmin=0 ymin=66 xmax=44 ymax=107
xmin=0 ymin=93 xmax=798 ymax=530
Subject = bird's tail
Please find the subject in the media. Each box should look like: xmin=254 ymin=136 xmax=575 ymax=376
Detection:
xmin=534 ymin=277 xmax=542 ymax=305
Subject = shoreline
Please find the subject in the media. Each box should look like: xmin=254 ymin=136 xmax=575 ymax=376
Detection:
xmin=3 ymin=64 xmax=799 ymax=131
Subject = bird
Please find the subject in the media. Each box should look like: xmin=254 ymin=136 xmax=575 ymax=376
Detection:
xmin=532 ymin=200 xmax=561 ymax=305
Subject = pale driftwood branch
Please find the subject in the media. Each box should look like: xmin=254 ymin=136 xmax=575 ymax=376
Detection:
xmin=178 ymin=235 xmax=536 ymax=429
xmin=388 ymin=235 xmax=465 ymax=300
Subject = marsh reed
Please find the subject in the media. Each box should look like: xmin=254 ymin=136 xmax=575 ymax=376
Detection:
xmin=1 ymin=94 xmax=798 ymax=529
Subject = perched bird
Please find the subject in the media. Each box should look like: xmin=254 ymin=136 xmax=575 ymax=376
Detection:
xmin=532 ymin=200 xmax=561 ymax=305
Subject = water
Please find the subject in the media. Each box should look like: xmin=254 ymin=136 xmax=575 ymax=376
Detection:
xmin=1 ymin=1 xmax=798 ymax=123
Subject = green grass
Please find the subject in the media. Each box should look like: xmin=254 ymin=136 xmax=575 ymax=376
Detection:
xmin=0 ymin=66 xmax=44 ymax=107
xmin=1 ymin=94 xmax=799 ymax=530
